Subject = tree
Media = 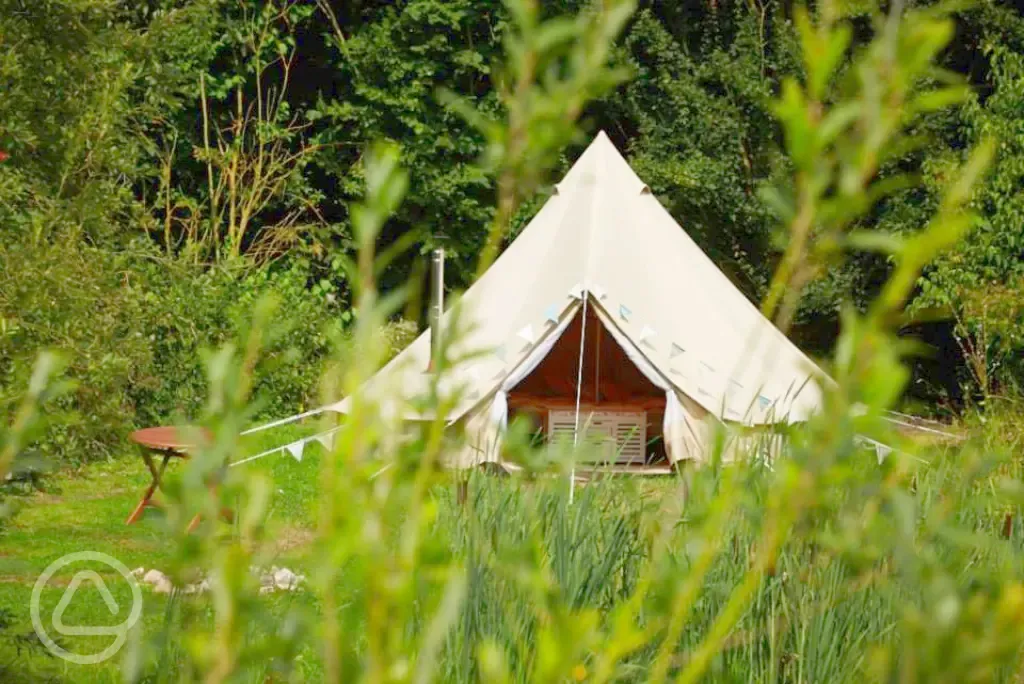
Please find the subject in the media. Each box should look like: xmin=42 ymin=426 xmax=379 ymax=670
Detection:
xmin=916 ymin=2 xmax=1024 ymax=396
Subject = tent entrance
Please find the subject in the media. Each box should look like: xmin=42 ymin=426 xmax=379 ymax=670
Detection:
xmin=548 ymin=408 xmax=647 ymax=465
xmin=507 ymin=304 xmax=669 ymax=466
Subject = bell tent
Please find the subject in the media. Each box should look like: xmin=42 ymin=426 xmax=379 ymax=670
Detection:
xmin=328 ymin=131 xmax=827 ymax=469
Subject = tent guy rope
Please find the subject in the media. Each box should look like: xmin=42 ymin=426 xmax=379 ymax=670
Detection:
xmin=239 ymin=406 xmax=330 ymax=436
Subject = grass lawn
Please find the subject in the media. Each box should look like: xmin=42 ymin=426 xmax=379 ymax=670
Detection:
xmin=0 ymin=426 xmax=323 ymax=682
xmin=2 ymin=419 xmax=1012 ymax=683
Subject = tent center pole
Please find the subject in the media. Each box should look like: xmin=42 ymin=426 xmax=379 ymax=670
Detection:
xmin=570 ymin=291 xmax=589 ymax=504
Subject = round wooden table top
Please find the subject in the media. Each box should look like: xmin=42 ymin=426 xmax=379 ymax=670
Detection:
xmin=130 ymin=426 xmax=212 ymax=452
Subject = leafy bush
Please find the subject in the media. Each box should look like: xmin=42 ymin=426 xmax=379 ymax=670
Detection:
xmin=0 ymin=237 xmax=415 ymax=464
xmin=0 ymin=238 xmax=155 ymax=462
xmin=118 ymin=3 xmax=1024 ymax=683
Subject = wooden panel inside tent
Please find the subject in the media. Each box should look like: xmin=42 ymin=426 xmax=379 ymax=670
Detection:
xmin=507 ymin=306 xmax=668 ymax=464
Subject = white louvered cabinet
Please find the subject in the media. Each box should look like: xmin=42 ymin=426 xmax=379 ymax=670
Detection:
xmin=547 ymin=409 xmax=647 ymax=465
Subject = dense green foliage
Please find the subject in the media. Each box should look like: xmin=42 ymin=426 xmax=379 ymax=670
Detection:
xmin=1 ymin=0 xmax=1022 ymax=452
xmin=4 ymin=2 xmax=1024 ymax=683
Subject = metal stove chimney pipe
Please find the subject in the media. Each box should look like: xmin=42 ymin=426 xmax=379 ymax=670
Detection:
xmin=429 ymin=248 xmax=445 ymax=371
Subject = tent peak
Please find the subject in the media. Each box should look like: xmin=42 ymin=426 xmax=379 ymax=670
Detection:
xmin=587 ymin=129 xmax=619 ymax=154
xmin=566 ymin=130 xmax=644 ymax=197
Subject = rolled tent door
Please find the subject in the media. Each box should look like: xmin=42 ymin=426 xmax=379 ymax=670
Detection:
xmin=452 ymin=302 xmax=582 ymax=467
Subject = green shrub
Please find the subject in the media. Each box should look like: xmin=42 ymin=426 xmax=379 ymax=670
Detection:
xmin=0 ymin=238 xmax=154 ymax=462
xmin=0 ymin=236 xmax=415 ymax=464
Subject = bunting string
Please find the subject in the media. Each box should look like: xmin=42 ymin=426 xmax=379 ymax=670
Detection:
xmin=239 ymin=406 xmax=330 ymax=436
xmin=229 ymin=425 xmax=342 ymax=468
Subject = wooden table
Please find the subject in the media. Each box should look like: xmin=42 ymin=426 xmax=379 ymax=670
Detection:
xmin=125 ymin=426 xmax=212 ymax=528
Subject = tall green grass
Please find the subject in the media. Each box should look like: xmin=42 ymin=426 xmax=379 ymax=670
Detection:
xmin=7 ymin=1 xmax=1024 ymax=682
xmin=423 ymin=443 xmax=1022 ymax=683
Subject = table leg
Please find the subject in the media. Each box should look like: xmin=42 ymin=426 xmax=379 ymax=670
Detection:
xmin=185 ymin=482 xmax=234 ymax=533
xmin=125 ymin=450 xmax=173 ymax=525
xmin=125 ymin=484 xmax=155 ymax=525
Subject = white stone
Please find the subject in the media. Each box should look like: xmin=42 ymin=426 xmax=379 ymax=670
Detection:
xmin=131 ymin=567 xmax=145 ymax=579
xmin=143 ymin=569 xmax=167 ymax=586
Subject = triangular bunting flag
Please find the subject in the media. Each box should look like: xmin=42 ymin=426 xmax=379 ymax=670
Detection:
xmin=517 ymin=325 xmax=536 ymax=345
xmin=315 ymin=433 xmax=335 ymax=451
xmin=568 ymin=283 xmax=584 ymax=300
xmin=670 ymin=343 xmax=685 ymax=358
xmin=757 ymin=395 xmax=772 ymax=409
xmin=590 ymin=284 xmax=607 ymax=300
xmin=286 ymin=440 xmax=305 ymax=463
xmin=544 ymin=305 xmax=560 ymax=324
xmin=637 ymin=325 xmax=657 ymax=346
xmin=875 ymin=443 xmax=892 ymax=464
xmin=619 ymin=305 xmax=632 ymax=321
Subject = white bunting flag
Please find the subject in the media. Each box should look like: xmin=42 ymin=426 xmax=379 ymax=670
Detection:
xmin=517 ymin=325 xmax=536 ymax=345
xmin=568 ymin=283 xmax=584 ymax=300
xmin=545 ymin=305 xmax=560 ymax=324
xmin=590 ymin=284 xmax=607 ymax=300
xmin=315 ymin=433 xmax=335 ymax=452
xmin=637 ymin=325 xmax=657 ymax=347
xmin=670 ymin=343 xmax=685 ymax=358
xmin=619 ymin=305 xmax=632 ymax=321
xmin=286 ymin=440 xmax=305 ymax=463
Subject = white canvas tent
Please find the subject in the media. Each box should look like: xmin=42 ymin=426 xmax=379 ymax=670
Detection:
xmin=327 ymin=131 xmax=827 ymax=468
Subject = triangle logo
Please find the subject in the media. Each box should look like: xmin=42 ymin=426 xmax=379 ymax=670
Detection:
xmin=52 ymin=571 xmax=121 ymax=636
